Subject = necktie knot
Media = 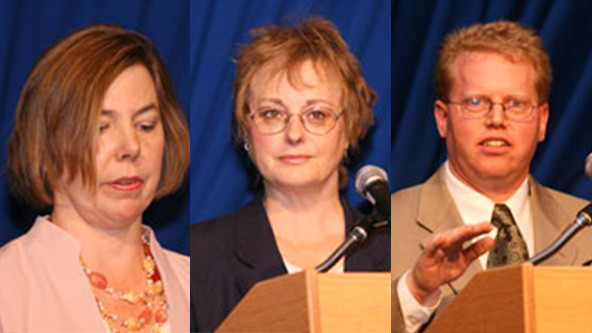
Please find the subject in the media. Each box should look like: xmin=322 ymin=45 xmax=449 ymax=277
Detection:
xmin=492 ymin=203 xmax=514 ymax=229
xmin=487 ymin=203 xmax=529 ymax=268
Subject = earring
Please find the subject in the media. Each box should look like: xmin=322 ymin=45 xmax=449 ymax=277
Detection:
xmin=244 ymin=143 xmax=250 ymax=152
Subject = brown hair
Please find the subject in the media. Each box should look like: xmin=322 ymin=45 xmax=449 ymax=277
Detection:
xmin=8 ymin=24 xmax=189 ymax=208
xmin=232 ymin=17 xmax=376 ymax=188
xmin=435 ymin=21 xmax=552 ymax=103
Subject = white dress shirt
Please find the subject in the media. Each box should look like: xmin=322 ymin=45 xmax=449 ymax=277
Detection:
xmin=284 ymin=257 xmax=344 ymax=274
xmin=397 ymin=161 xmax=534 ymax=332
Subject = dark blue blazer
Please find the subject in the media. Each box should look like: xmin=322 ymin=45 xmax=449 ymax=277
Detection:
xmin=190 ymin=198 xmax=390 ymax=332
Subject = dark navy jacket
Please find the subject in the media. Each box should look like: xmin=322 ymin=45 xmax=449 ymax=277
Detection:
xmin=190 ymin=198 xmax=390 ymax=332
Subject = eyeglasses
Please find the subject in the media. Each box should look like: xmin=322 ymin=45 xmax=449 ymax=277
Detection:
xmin=249 ymin=108 xmax=342 ymax=135
xmin=445 ymin=96 xmax=540 ymax=121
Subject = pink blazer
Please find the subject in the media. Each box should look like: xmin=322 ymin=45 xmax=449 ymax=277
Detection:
xmin=0 ymin=217 xmax=190 ymax=332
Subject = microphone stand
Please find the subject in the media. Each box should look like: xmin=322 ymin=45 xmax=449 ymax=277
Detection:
xmin=528 ymin=203 xmax=592 ymax=265
xmin=316 ymin=211 xmax=388 ymax=273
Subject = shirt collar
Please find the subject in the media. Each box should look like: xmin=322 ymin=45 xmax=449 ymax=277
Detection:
xmin=26 ymin=216 xmax=163 ymax=262
xmin=443 ymin=161 xmax=534 ymax=263
xmin=444 ymin=160 xmax=530 ymax=223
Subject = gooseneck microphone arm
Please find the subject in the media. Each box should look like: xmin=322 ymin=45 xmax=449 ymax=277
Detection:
xmin=316 ymin=211 xmax=383 ymax=272
xmin=316 ymin=165 xmax=391 ymax=273
xmin=528 ymin=203 xmax=592 ymax=265
xmin=315 ymin=225 xmax=367 ymax=273
xmin=530 ymin=155 xmax=592 ymax=265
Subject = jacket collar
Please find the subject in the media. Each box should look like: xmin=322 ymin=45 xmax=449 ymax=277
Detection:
xmin=415 ymin=167 xmax=582 ymax=292
xmin=529 ymin=176 xmax=579 ymax=266
xmin=233 ymin=199 xmax=287 ymax=294
xmin=23 ymin=217 xmax=189 ymax=331
xmin=415 ymin=168 xmax=481 ymax=293
xmin=232 ymin=197 xmax=383 ymax=293
xmin=145 ymin=227 xmax=190 ymax=332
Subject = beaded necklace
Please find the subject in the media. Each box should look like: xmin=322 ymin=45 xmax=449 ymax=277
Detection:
xmin=80 ymin=232 xmax=168 ymax=332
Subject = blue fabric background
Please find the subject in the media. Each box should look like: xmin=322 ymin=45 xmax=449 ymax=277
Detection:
xmin=0 ymin=0 xmax=190 ymax=254
xmin=190 ymin=0 xmax=392 ymax=225
xmin=7 ymin=0 xmax=590 ymax=256
xmin=393 ymin=1 xmax=592 ymax=203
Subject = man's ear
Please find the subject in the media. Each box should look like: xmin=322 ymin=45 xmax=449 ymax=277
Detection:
xmin=434 ymin=100 xmax=449 ymax=138
xmin=537 ymin=103 xmax=549 ymax=142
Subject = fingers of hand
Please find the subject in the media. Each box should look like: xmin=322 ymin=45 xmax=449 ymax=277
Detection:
xmin=423 ymin=222 xmax=493 ymax=260
xmin=462 ymin=236 xmax=495 ymax=263
xmin=425 ymin=233 xmax=447 ymax=256
xmin=442 ymin=222 xmax=494 ymax=250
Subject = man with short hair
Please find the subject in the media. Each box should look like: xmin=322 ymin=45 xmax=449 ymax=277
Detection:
xmin=391 ymin=21 xmax=592 ymax=333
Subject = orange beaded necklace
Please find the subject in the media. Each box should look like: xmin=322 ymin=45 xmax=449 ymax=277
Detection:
xmin=80 ymin=232 xmax=168 ymax=332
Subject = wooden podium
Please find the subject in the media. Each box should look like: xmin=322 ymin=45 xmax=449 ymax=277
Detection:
xmin=426 ymin=263 xmax=592 ymax=333
xmin=216 ymin=270 xmax=390 ymax=332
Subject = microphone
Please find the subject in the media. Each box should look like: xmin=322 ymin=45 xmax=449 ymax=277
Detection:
xmin=355 ymin=165 xmax=390 ymax=221
xmin=316 ymin=165 xmax=390 ymax=272
xmin=315 ymin=213 xmax=377 ymax=272
xmin=528 ymin=203 xmax=592 ymax=265
xmin=586 ymin=152 xmax=592 ymax=180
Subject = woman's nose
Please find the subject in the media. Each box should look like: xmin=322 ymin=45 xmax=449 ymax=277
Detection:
xmin=284 ymin=115 xmax=305 ymax=143
xmin=116 ymin=128 xmax=141 ymax=161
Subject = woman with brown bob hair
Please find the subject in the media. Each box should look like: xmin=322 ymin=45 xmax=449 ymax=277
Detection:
xmin=190 ymin=17 xmax=390 ymax=331
xmin=0 ymin=24 xmax=190 ymax=332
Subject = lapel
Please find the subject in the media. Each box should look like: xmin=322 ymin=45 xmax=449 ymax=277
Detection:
xmin=27 ymin=218 xmax=106 ymax=331
xmin=415 ymin=166 xmax=484 ymax=294
xmin=232 ymin=199 xmax=287 ymax=295
xmin=529 ymin=177 xmax=579 ymax=265
xmin=148 ymin=229 xmax=190 ymax=332
xmin=231 ymin=197 xmax=384 ymax=291
xmin=416 ymin=170 xmax=582 ymax=296
xmin=342 ymin=198 xmax=361 ymax=270
xmin=343 ymin=197 xmax=362 ymax=232
xmin=343 ymin=198 xmax=389 ymax=271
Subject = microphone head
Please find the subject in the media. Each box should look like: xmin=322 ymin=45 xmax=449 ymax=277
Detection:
xmin=355 ymin=165 xmax=388 ymax=198
xmin=586 ymin=152 xmax=592 ymax=181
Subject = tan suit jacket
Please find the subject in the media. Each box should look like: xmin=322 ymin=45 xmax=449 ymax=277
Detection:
xmin=391 ymin=166 xmax=592 ymax=333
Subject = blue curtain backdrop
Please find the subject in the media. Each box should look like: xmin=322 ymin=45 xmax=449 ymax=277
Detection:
xmin=393 ymin=0 xmax=592 ymax=202
xmin=0 ymin=0 xmax=190 ymax=254
xmin=190 ymin=0 xmax=392 ymax=224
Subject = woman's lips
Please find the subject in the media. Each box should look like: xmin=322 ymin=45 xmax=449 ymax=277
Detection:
xmin=278 ymin=155 xmax=312 ymax=164
xmin=107 ymin=177 xmax=143 ymax=191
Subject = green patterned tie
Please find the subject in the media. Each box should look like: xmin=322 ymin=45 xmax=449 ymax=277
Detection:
xmin=486 ymin=204 xmax=529 ymax=268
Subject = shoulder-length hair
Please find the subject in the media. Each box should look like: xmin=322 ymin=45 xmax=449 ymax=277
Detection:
xmin=8 ymin=24 xmax=189 ymax=208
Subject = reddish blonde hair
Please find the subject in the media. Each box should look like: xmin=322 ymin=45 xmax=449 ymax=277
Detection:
xmin=8 ymin=24 xmax=189 ymax=208
xmin=232 ymin=17 xmax=376 ymax=188
xmin=435 ymin=21 xmax=552 ymax=103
